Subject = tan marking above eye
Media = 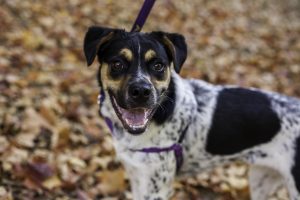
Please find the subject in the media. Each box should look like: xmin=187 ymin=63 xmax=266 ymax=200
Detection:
xmin=119 ymin=48 xmax=133 ymax=61
xmin=144 ymin=49 xmax=156 ymax=61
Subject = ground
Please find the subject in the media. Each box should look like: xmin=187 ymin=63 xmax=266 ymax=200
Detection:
xmin=0 ymin=0 xmax=300 ymax=199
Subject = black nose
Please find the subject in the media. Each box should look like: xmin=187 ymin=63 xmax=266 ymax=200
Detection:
xmin=128 ymin=83 xmax=152 ymax=102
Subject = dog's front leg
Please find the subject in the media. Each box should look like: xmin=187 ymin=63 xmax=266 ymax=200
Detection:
xmin=120 ymin=152 xmax=176 ymax=200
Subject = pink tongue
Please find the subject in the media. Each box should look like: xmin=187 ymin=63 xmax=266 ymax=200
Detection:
xmin=122 ymin=109 xmax=147 ymax=126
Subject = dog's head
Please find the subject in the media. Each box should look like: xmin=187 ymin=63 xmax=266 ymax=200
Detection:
xmin=83 ymin=26 xmax=187 ymax=134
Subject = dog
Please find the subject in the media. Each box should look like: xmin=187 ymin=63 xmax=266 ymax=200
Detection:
xmin=83 ymin=26 xmax=300 ymax=200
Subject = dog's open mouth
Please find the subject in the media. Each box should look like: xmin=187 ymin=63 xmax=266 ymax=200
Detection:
xmin=109 ymin=93 xmax=156 ymax=134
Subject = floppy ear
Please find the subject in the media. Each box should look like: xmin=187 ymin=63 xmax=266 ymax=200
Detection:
xmin=150 ymin=32 xmax=187 ymax=73
xmin=83 ymin=26 xmax=120 ymax=66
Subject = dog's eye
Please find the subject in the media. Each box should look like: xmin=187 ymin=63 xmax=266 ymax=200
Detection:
xmin=152 ymin=63 xmax=165 ymax=72
xmin=111 ymin=61 xmax=124 ymax=72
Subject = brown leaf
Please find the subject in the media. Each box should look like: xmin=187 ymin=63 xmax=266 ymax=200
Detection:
xmin=39 ymin=105 xmax=57 ymax=125
xmin=42 ymin=175 xmax=62 ymax=190
xmin=0 ymin=136 xmax=9 ymax=153
xmin=0 ymin=187 xmax=13 ymax=200
xmin=96 ymin=169 xmax=125 ymax=195
xmin=76 ymin=190 xmax=92 ymax=200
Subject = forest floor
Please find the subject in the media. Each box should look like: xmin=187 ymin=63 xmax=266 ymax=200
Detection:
xmin=1 ymin=0 xmax=300 ymax=199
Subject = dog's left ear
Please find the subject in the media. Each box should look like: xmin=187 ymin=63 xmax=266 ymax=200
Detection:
xmin=150 ymin=32 xmax=187 ymax=73
xmin=83 ymin=26 xmax=121 ymax=66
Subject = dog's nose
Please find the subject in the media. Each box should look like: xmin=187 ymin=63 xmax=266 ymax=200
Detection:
xmin=128 ymin=83 xmax=152 ymax=102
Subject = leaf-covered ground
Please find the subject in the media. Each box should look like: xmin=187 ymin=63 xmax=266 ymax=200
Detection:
xmin=0 ymin=0 xmax=300 ymax=199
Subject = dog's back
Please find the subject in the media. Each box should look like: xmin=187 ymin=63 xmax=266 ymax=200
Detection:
xmin=181 ymin=77 xmax=300 ymax=199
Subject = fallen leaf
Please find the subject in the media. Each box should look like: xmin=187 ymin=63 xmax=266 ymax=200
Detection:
xmin=42 ymin=175 xmax=62 ymax=190
xmin=96 ymin=169 xmax=125 ymax=195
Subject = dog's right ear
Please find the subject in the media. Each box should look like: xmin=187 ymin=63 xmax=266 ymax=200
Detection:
xmin=83 ymin=26 xmax=119 ymax=66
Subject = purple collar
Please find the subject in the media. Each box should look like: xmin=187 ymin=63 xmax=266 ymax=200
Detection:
xmin=97 ymin=90 xmax=188 ymax=172
xmin=130 ymin=124 xmax=190 ymax=172
xmin=130 ymin=143 xmax=184 ymax=172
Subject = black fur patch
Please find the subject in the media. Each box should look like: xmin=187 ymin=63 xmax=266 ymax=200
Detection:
xmin=152 ymin=77 xmax=176 ymax=124
xmin=206 ymin=88 xmax=281 ymax=155
xmin=292 ymin=136 xmax=300 ymax=192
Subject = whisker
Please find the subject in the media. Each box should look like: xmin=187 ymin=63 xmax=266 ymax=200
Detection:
xmin=155 ymin=102 xmax=166 ymax=112
xmin=160 ymin=93 xmax=175 ymax=104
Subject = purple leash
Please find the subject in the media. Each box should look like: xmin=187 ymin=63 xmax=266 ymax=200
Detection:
xmin=131 ymin=0 xmax=156 ymax=32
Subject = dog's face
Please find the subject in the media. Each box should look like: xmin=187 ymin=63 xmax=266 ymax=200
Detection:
xmin=84 ymin=26 xmax=187 ymax=134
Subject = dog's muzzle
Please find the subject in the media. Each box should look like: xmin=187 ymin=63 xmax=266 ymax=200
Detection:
xmin=107 ymin=80 xmax=158 ymax=134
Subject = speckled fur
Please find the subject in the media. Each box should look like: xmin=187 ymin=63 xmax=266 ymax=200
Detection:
xmin=100 ymin=72 xmax=300 ymax=200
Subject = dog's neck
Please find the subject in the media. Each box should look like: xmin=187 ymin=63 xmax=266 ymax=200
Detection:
xmin=100 ymin=72 xmax=197 ymax=152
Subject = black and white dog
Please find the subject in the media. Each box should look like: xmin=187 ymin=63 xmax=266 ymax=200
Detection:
xmin=83 ymin=26 xmax=300 ymax=200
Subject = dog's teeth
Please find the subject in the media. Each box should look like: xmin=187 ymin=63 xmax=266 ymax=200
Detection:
xmin=97 ymin=95 xmax=101 ymax=105
xmin=132 ymin=125 xmax=145 ymax=129
xmin=125 ymin=119 xmax=147 ymax=129
xmin=128 ymin=119 xmax=149 ymax=129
